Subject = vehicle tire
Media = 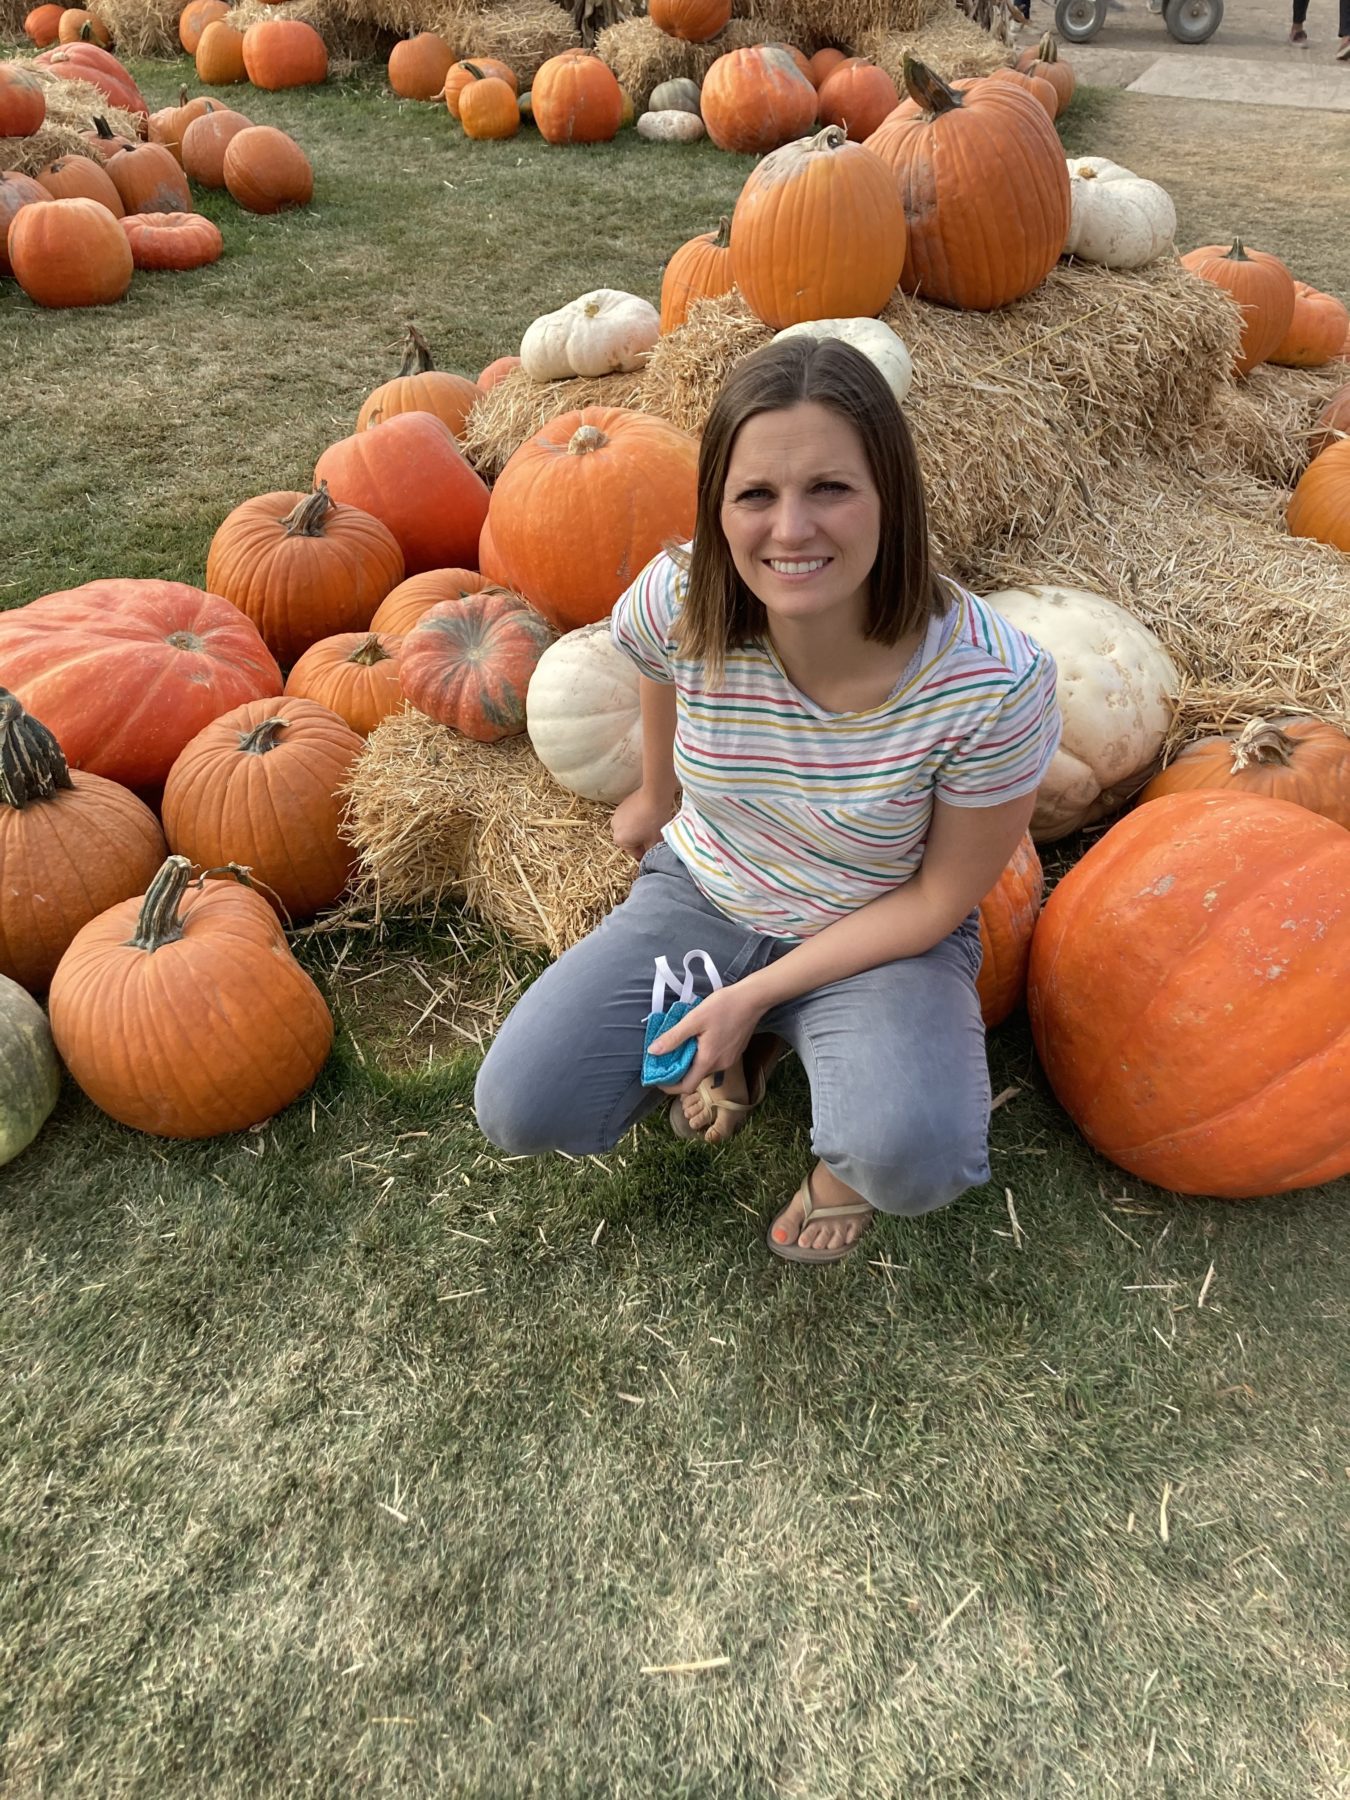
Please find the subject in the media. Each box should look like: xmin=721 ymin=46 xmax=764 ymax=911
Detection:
xmin=1054 ymin=0 xmax=1108 ymax=39
xmin=1163 ymin=0 xmax=1224 ymax=41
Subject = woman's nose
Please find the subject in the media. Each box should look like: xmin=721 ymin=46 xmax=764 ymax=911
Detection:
xmin=769 ymin=491 xmax=812 ymax=544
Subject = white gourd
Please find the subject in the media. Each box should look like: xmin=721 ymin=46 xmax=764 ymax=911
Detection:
xmin=526 ymin=622 xmax=643 ymax=804
xmin=519 ymin=290 xmax=661 ymax=382
xmin=637 ymin=110 xmax=706 ymax=143
xmin=1063 ymin=158 xmax=1177 ymax=270
xmin=981 ymin=584 xmax=1180 ymax=842
xmin=771 ymin=317 xmax=913 ymax=405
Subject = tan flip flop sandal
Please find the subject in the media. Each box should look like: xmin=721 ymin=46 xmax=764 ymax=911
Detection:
xmin=767 ymin=1171 xmax=875 ymax=1265
xmin=668 ymin=1067 xmax=767 ymax=1143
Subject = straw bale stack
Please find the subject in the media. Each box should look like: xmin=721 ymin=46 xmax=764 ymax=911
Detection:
xmin=858 ymin=9 xmax=1012 ymax=81
xmin=730 ymin=0 xmax=930 ymax=53
xmin=0 ymin=68 xmax=144 ymax=176
xmin=95 ymin=0 xmax=180 ymax=56
xmin=595 ymin=16 xmax=767 ymax=109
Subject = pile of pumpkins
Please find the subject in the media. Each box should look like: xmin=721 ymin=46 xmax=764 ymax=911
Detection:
xmin=386 ymin=36 xmax=638 ymax=146
xmin=178 ymin=1 xmax=330 ymax=94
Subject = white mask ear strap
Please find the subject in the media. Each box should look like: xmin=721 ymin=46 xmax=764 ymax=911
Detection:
xmin=681 ymin=949 xmax=724 ymax=994
xmin=651 ymin=956 xmax=684 ymax=1015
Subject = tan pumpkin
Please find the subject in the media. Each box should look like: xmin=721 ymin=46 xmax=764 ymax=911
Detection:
xmin=284 ymin=631 xmax=405 ymax=737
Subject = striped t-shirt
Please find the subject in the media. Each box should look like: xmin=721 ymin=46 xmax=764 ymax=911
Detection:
xmin=610 ymin=550 xmax=1061 ymax=940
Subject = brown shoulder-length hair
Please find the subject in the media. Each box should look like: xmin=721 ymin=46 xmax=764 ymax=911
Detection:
xmin=675 ymin=334 xmax=951 ymax=679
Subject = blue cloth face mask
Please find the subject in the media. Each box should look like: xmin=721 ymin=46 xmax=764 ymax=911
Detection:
xmin=640 ymin=949 xmax=723 ymax=1087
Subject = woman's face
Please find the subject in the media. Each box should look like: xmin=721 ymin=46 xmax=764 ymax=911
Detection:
xmin=719 ymin=401 xmax=882 ymax=636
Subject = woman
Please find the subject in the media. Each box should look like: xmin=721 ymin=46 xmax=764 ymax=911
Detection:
xmin=475 ymin=337 xmax=1061 ymax=1264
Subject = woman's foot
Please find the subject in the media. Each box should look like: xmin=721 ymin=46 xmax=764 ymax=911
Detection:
xmin=1289 ymin=24 xmax=1308 ymax=41
xmin=769 ymin=1163 xmax=876 ymax=1258
xmin=1337 ymin=35 xmax=1350 ymax=56
xmin=670 ymin=1034 xmax=786 ymax=1145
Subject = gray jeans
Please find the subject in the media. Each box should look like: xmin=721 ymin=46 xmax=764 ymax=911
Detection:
xmin=474 ymin=843 xmax=992 ymax=1216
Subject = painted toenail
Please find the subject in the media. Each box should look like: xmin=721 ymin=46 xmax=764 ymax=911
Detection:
xmin=772 ymin=1227 xmax=788 ymax=1243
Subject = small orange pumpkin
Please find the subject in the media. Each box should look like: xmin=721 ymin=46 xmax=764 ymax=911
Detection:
xmin=460 ymin=69 xmax=520 ymax=139
xmin=660 ymin=215 xmax=734 ymax=334
xmin=58 ymin=8 xmax=113 ymax=44
xmin=388 ymin=30 xmax=453 ymax=100
xmin=284 ymin=631 xmax=405 ymax=736
xmin=814 ymin=57 xmax=899 ymax=141
xmin=35 ymin=154 xmax=124 ymax=215
xmin=223 ymin=124 xmax=313 ymax=212
xmin=1179 ymin=238 xmax=1295 ymax=376
xmin=444 ymin=56 xmax=517 ymax=115
xmin=398 ymin=590 xmax=555 ymax=742
xmin=476 ymin=354 xmax=521 ymax=391
xmin=1014 ymin=31 xmax=1075 ymax=115
xmin=986 ymin=64 xmax=1058 ymax=121
xmin=358 ymin=325 xmax=480 ymax=438
xmin=179 ymin=0 xmax=229 ymax=54
xmin=1137 ymin=716 xmax=1350 ymax=831
xmin=181 ymin=101 xmax=252 ymax=186
xmin=195 ymin=18 xmax=247 ymax=83
xmin=242 ymin=17 xmax=328 ymax=89
xmin=0 ymin=62 xmax=46 ymax=136
xmin=806 ymin=46 xmax=847 ymax=88
xmin=24 ymin=3 xmax=65 ymax=45
xmin=106 ymin=141 xmax=193 ymax=215
xmin=370 ymin=568 xmax=490 ymax=637
xmin=1268 ymin=282 xmax=1350 ymax=370
xmin=976 ymin=834 xmax=1043 ymax=1029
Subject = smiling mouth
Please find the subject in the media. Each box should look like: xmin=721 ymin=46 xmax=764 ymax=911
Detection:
xmin=766 ymin=558 xmax=830 ymax=575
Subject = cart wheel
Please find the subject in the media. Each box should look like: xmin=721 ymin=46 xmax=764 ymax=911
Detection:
xmin=1054 ymin=0 xmax=1108 ymax=41
xmin=1163 ymin=0 xmax=1223 ymax=41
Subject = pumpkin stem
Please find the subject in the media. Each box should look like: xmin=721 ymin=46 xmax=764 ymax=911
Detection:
xmin=567 ymin=424 xmax=609 ymax=456
xmin=901 ymin=55 xmax=963 ymax=117
xmin=238 ymin=716 xmax=290 ymax=755
xmin=92 ymin=115 xmax=117 ymax=140
xmin=348 ymin=632 xmax=393 ymax=666
xmin=398 ymin=323 xmax=435 ymax=376
xmin=178 ymin=83 xmax=188 ymax=106
xmin=712 ymin=214 xmax=731 ymax=249
xmin=807 ymin=124 xmax=848 ymax=153
xmin=281 ymin=482 xmax=336 ymax=538
xmin=1037 ymin=30 xmax=1061 ymax=61
xmin=463 ymin=60 xmax=487 ymax=79
xmin=1230 ymin=717 xmax=1296 ymax=771
xmin=1226 ymin=238 xmax=1251 ymax=261
xmin=0 ymin=688 xmax=74 ymax=810
xmin=128 ymin=855 xmax=193 ymax=952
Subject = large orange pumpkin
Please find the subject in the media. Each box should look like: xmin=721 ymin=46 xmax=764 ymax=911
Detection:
xmin=34 ymin=154 xmax=124 ymax=216
xmin=242 ymin=17 xmax=328 ymax=88
xmin=1310 ymin=381 xmax=1350 ymax=460
xmin=814 ymin=58 xmax=899 ymax=141
xmin=34 ymin=42 xmax=147 ymax=117
xmin=0 ymin=63 xmax=46 ymax=136
xmin=1137 ymin=716 xmax=1350 ymax=830
xmin=105 ymin=142 xmax=193 ymax=215
xmin=482 ymin=408 xmax=698 ymax=632
xmin=975 ymin=834 xmax=1043 ymax=1029
xmin=370 ymin=568 xmax=490 ymax=636
xmin=660 ymin=216 xmax=734 ymax=335
xmin=0 ymin=688 xmax=167 ymax=995
xmin=0 ymin=172 xmax=48 ymax=281
xmin=864 ymin=58 xmax=1070 ymax=312
xmin=0 ymin=580 xmax=282 ymax=793
xmin=49 ymin=854 xmax=334 ymax=1139
xmin=223 ymin=124 xmax=313 ymax=212
xmin=161 ymin=696 xmax=362 ymax=922
xmin=1027 ymin=791 xmax=1350 ymax=1198
xmin=530 ymin=51 xmax=622 ymax=145
xmin=8 ymin=194 xmax=133 ymax=308
xmin=357 ymin=324 xmax=480 ymax=438
xmin=398 ymin=591 xmax=555 ymax=742
xmin=729 ymin=126 xmax=906 ymax=329
xmin=388 ymin=30 xmax=454 ymax=100
xmin=284 ymin=631 xmax=405 ymax=737
xmin=181 ymin=102 xmax=253 ymax=187
xmin=195 ymin=19 xmax=247 ymax=84
xmin=1179 ymin=239 xmax=1295 ymax=376
xmin=315 ymin=413 xmax=490 ymax=576
xmin=1286 ymin=437 xmax=1350 ymax=552
xmin=1268 ymin=282 xmax=1350 ymax=370
xmin=699 ymin=45 xmax=817 ymax=155
xmin=648 ymin=0 xmax=731 ymax=43
xmin=206 ymin=483 xmax=405 ymax=668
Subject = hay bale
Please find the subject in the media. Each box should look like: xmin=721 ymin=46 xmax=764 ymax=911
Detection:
xmin=461 ymin=367 xmax=647 ymax=480
xmin=596 ymin=16 xmax=775 ymax=108
xmin=456 ymin=0 xmax=582 ymax=84
xmin=0 ymin=68 xmax=144 ymax=176
xmin=858 ymin=8 xmax=1012 ymax=79
xmin=1 ymin=0 xmax=27 ymax=38
xmin=95 ymin=0 xmax=180 ymax=57
xmin=1205 ymin=359 xmax=1350 ymax=490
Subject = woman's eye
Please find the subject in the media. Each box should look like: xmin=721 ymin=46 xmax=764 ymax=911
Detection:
xmin=814 ymin=481 xmax=849 ymax=495
xmin=733 ymin=488 xmax=772 ymax=503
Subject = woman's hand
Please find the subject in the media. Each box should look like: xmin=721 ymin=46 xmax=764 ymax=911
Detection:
xmin=649 ymin=982 xmax=765 ymax=1095
xmin=611 ymin=786 xmax=678 ymax=863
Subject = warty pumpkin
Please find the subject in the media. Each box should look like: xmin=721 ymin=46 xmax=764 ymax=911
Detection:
xmin=49 ymin=854 xmax=334 ymax=1139
xmin=0 ymin=172 xmax=48 ymax=281
xmin=7 ymin=195 xmax=133 ymax=308
xmin=223 ymin=124 xmax=313 ymax=211
xmin=0 ymin=972 xmax=60 ymax=1169
xmin=1268 ymin=282 xmax=1349 ymax=370
xmin=179 ymin=0 xmax=229 ymax=53
xmin=388 ymin=30 xmax=454 ymax=100
xmin=398 ymin=590 xmax=555 ymax=742
xmin=120 ymin=210 xmax=222 ymax=271
xmin=1027 ymin=791 xmax=1350 ymax=1198
xmin=699 ymin=44 xmax=816 ymax=155
xmin=180 ymin=101 xmax=252 ymax=186
xmin=975 ymin=833 xmax=1042 ymax=1029
xmin=814 ymin=58 xmax=899 ymax=141
xmin=315 ymin=412 xmax=490 ymax=576
xmin=370 ymin=567 xmax=490 ymax=636
xmin=195 ymin=19 xmax=247 ymax=84
xmin=284 ymin=631 xmax=405 ymax=737
xmin=530 ymin=51 xmax=622 ymax=144
xmin=161 ymin=697 xmax=363 ymax=922
xmin=647 ymin=0 xmax=731 ymax=43
xmin=357 ymin=325 xmax=480 ymax=437
xmin=0 ymin=688 xmax=167 ymax=994
xmin=206 ymin=482 xmax=405 ymax=667
xmin=242 ymin=17 xmax=328 ymax=88
xmin=1285 ymin=436 xmax=1350 ymax=552
xmin=729 ymin=125 xmax=906 ymax=330
xmin=1179 ymin=238 xmax=1295 ymax=376
xmin=659 ymin=216 xmax=734 ymax=334
xmin=636 ymin=107 xmax=704 ymax=143
xmin=0 ymin=63 xmax=46 ymax=136
xmin=1137 ymin=715 xmax=1350 ymax=830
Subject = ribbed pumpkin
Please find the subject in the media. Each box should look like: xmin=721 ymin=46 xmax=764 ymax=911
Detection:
xmin=370 ymin=567 xmax=490 ymax=636
xmin=1014 ymin=31 xmax=1075 ymax=115
xmin=0 ymin=63 xmax=46 ymax=135
xmin=1286 ymin=437 xmax=1350 ymax=552
xmin=443 ymin=56 xmax=517 ymax=115
xmin=223 ymin=125 xmax=313 ymax=212
xmin=1179 ymin=239 xmax=1295 ymax=377
xmin=34 ymin=43 xmax=147 ymax=117
xmin=59 ymin=9 xmax=113 ymax=44
xmin=1310 ymin=381 xmax=1350 ymax=460
xmin=357 ymin=325 xmax=480 ymax=438
xmin=1269 ymin=282 xmax=1350 ymax=370
xmin=729 ymin=126 xmax=906 ymax=330
xmin=660 ymin=216 xmax=734 ymax=334
xmin=179 ymin=0 xmax=228 ymax=53
xmin=398 ymin=591 xmax=555 ymax=742
xmin=161 ymin=697 xmax=362 ymax=922
xmin=120 ymin=211 xmax=223 ymax=271
xmin=8 ymin=195 xmax=133 ymax=308
xmin=0 ymin=689 xmax=166 ymax=995
xmin=242 ymin=17 xmax=328 ymax=87
xmin=35 ymin=153 xmax=124 ymax=215
xmin=206 ymin=483 xmax=405 ymax=668
xmin=0 ymin=972 xmax=60 ymax=1168
xmin=181 ymin=102 xmax=252 ymax=187
xmin=106 ymin=142 xmax=192 ymax=215
xmin=284 ymin=631 xmax=405 ymax=737
xmin=700 ymin=45 xmax=817 ymax=155
xmin=315 ymin=413 xmax=490 ymax=576
xmin=530 ymin=51 xmax=622 ymax=144
xmin=648 ymin=0 xmax=731 ymax=42
xmin=0 ymin=172 xmax=48 ymax=281
xmin=49 ymin=855 xmax=334 ymax=1139
xmin=864 ymin=58 xmax=1070 ymax=312
xmin=976 ymin=834 xmax=1043 ymax=1030
xmin=195 ymin=19 xmax=247 ymax=84
xmin=1137 ymin=716 xmax=1350 ymax=830
xmin=1028 ymin=791 xmax=1350 ymax=1198
xmin=483 ymin=408 xmax=698 ymax=632
xmin=388 ymin=30 xmax=453 ymax=100
xmin=0 ymin=580 xmax=282 ymax=793
xmin=24 ymin=4 xmax=64 ymax=45
xmin=525 ymin=622 xmax=642 ymax=804
xmin=814 ymin=58 xmax=899 ymax=141
xmin=460 ymin=70 xmax=520 ymax=139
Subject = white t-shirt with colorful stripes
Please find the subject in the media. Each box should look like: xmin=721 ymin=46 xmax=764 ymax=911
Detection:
xmin=610 ymin=549 xmax=1061 ymax=941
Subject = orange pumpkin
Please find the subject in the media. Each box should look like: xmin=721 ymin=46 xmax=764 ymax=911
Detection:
xmin=161 ymin=697 xmax=363 ymax=922
xmin=0 ymin=172 xmax=48 ymax=281
xmin=0 ymin=689 xmax=167 ymax=995
xmin=206 ymin=484 xmax=405 ymax=669
xmin=1027 ymin=791 xmax=1350 ymax=1198
xmin=284 ymin=631 xmax=405 ymax=737
xmin=370 ymin=568 xmax=490 ymax=637
xmin=444 ymin=56 xmax=517 ymax=115
xmin=483 ymin=408 xmax=698 ymax=632
xmin=49 ymin=854 xmax=334 ymax=1139
xmin=648 ymin=0 xmax=731 ymax=42
xmin=195 ymin=19 xmax=247 ymax=83
xmin=120 ymin=210 xmax=223 ymax=270
xmin=223 ymin=124 xmax=313 ymax=211
xmin=814 ymin=58 xmax=899 ymax=141
xmin=106 ymin=141 xmax=193 ymax=214
xmin=699 ymin=44 xmax=817 ymax=155
xmin=986 ymin=65 xmax=1058 ymax=121
xmin=807 ymin=46 xmax=847 ymax=88
xmin=58 ymin=8 xmax=113 ymax=44
xmin=460 ymin=70 xmax=520 ymax=139
xmin=976 ymin=834 xmax=1043 ymax=1029
xmin=1014 ymin=31 xmax=1075 ymax=115
xmin=357 ymin=325 xmax=480 ymax=438
xmin=33 ymin=42 xmax=147 ymax=117
xmin=1286 ymin=437 xmax=1350 ymax=552
xmin=864 ymin=58 xmax=1070 ymax=312
xmin=388 ymin=30 xmax=454 ymax=100
xmin=179 ymin=0 xmax=229 ymax=54
xmin=398 ymin=591 xmax=555 ymax=742
xmin=315 ymin=413 xmax=490 ymax=576
xmin=530 ymin=51 xmax=622 ymax=145
xmin=80 ymin=114 xmax=138 ymax=160
xmin=1310 ymin=381 xmax=1350 ymax=460
xmin=35 ymin=154 xmax=124 ymax=215
xmin=1269 ymin=282 xmax=1350 ymax=369
xmin=0 ymin=63 xmax=46 ymax=136
xmin=242 ymin=17 xmax=328 ymax=88
xmin=1137 ymin=716 xmax=1350 ymax=831
xmin=730 ymin=125 xmax=906 ymax=330
xmin=24 ymin=4 xmax=65 ymax=45
xmin=8 ymin=195 xmax=133 ymax=308
xmin=180 ymin=101 xmax=252 ymax=187
xmin=660 ymin=215 xmax=734 ymax=334
xmin=1179 ymin=239 xmax=1295 ymax=376
xmin=476 ymin=354 xmax=521 ymax=391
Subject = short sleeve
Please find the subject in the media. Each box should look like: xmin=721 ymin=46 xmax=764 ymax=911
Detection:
xmin=610 ymin=550 xmax=685 ymax=685
xmin=936 ymin=649 xmax=1061 ymax=807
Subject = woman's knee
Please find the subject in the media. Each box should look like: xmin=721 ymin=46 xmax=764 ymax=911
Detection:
xmin=816 ymin=1093 xmax=990 ymax=1216
xmin=473 ymin=1042 xmax=571 ymax=1156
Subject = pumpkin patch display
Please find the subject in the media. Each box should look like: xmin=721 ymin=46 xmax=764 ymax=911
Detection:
xmin=315 ymin=413 xmax=490 ymax=576
xmin=981 ymin=584 xmax=1178 ymax=841
xmin=0 ymin=579 xmax=282 ymax=793
xmin=206 ymin=483 xmax=405 ymax=668
xmin=1269 ymin=282 xmax=1350 ymax=370
xmin=284 ymin=631 xmax=405 ymax=737
xmin=242 ymin=18 xmax=328 ymax=88
xmin=120 ymin=211 xmax=222 ymax=271
xmin=525 ymin=622 xmax=642 ymax=803
xmin=0 ymin=173 xmax=48 ymax=282
xmin=223 ymin=125 xmax=314 ymax=213
xmin=357 ymin=326 xmax=480 ymax=437
xmin=0 ymin=688 xmax=167 ymax=994
xmin=398 ymin=590 xmax=555 ymax=742
xmin=648 ymin=0 xmax=730 ymax=41
xmin=1179 ymin=239 xmax=1295 ymax=376
xmin=1063 ymin=158 xmax=1177 ymax=270
xmin=529 ymin=50 xmax=622 ymax=145
xmin=180 ymin=103 xmax=252 ymax=188
xmin=1138 ymin=716 xmax=1350 ymax=829
xmin=814 ymin=59 xmax=899 ymax=143
xmin=0 ymin=972 xmax=60 ymax=1169
xmin=772 ymin=316 xmax=913 ymax=405
xmin=1027 ymin=791 xmax=1350 ymax=1198
xmin=0 ymin=63 xmax=46 ymax=136
xmin=482 ymin=407 xmax=698 ymax=632
xmin=370 ymin=567 xmax=490 ymax=636
xmin=388 ymin=31 xmax=454 ymax=101
xmin=520 ymin=289 xmax=659 ymax=381
xmin=660 ymin=219 xmax=733 ymax=334
xmin=699 ymin=45 xmax=817 ymax=155
xmin=49 ymin=855 xmax=334 ymax=1139
xmin=729 ymin=126 xmax=906 ymax=330
xmin=161 ymin=697 xmax=363 ymax=921
xmin=1285 ymin=437 xmax=1350 ymax=552
xmin=975 ymin=833 xmax=1042 ymax=1029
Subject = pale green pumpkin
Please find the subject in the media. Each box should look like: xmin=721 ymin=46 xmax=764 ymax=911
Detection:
xmin=1 ymin=973 xmax=60 ymax=1167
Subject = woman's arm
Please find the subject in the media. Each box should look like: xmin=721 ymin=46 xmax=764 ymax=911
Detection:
xmin=611 ymin=676 xmax=679 ymax=862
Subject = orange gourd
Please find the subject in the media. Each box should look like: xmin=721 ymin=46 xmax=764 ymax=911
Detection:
xmin=8 ymin=195 xmax=133 ymax=308
xmin=699 ymin=44 xmax=817 ymax=155
xmin=648 ymin=0 xmax=731 ymax=42
xmin=976 ymin=834 xmax=1043 ymax=1029
xmin=1179 ymin=238 xmax=1295 ymax=376
xmin=1286 ymin=437 xmax=1350 ymax=552
xmin=284 ymin=631 xmax=405 ymax=736
xmin=370 ymin=568 xmax=490 ymax=637
xmin=388 ymin=30 xmax=454 ymax=100
xmin=1137 ymin=716 xmax=1350 ymax=830
xmin=242 ymin=17 xmax=328 ymax=88
xmin=357 ymin=324 xmax=480 ymax=437
xmin=659 ymin=215 xmax=734 ymax=334
xmin=814 ymin=58 xmax=899 ymax=141
xmin=530 ymin=51 xmax=622 ymax=144
xmin=315 ymin=413 xmax=490 ymax=576
xmin=1269 ymin=282 xmax=1350 ymax=369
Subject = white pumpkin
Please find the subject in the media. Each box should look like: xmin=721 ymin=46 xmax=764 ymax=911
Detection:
xmin=771 ymin=316 xmax=913 ymax=406
xmin=981 ymin=584 xmax=1180 ymax=843
xmin=1063 ymin=158 xmax=1177 ymax=271
xmin=526 ymin=622 xmax=643 ymax=804
xmin=519 ymin=290 xmax=661 ymax=383
xmin=637 ymin=110 xmax=706 ymax=144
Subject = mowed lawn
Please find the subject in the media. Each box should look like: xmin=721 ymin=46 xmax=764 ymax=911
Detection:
xmin=2 ymin=58 xmax=1348 ymax=1798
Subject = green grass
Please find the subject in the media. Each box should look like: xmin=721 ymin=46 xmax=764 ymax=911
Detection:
xmin=3 ymin=61 xmax=1349 ymax=1798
